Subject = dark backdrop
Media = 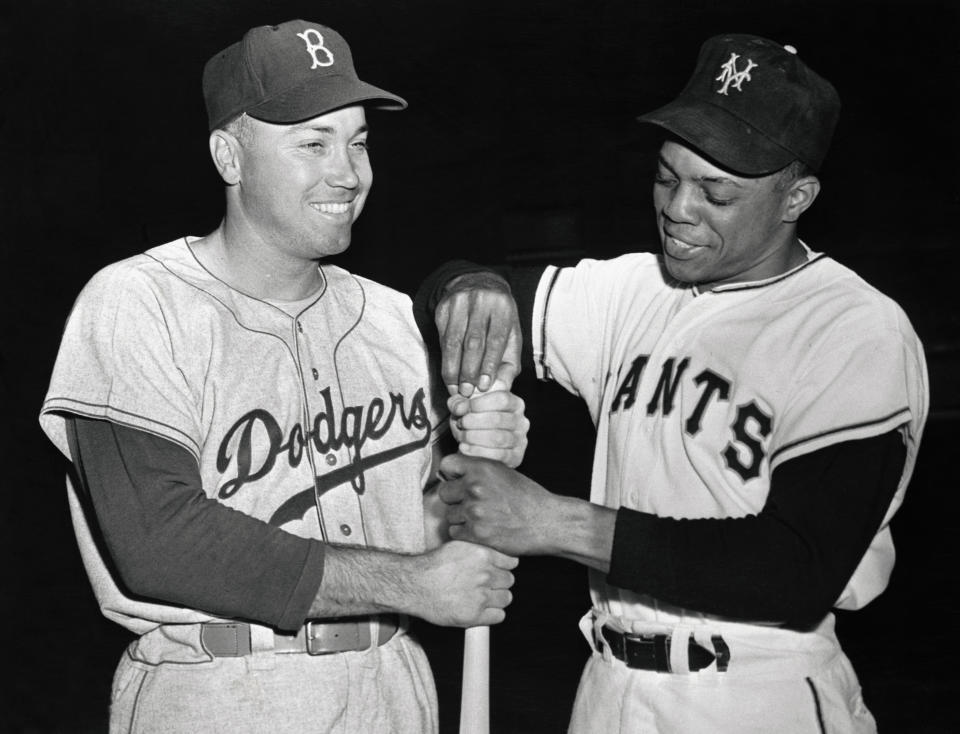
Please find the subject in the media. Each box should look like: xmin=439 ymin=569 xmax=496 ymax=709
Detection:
xmin=3 ymin=1 xmax=958 ymax=732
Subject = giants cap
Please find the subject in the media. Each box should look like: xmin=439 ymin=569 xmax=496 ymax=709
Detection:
xmin=639 ymin=34 xmax=840 ymax=175
xmin=203 ymin=19 xmax=407 ymax=131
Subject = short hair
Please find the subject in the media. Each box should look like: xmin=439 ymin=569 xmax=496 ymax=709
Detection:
xmin=774 ymin=160 xmax=815 ymax=190
xmin=222 ymin=112 xmax=251 ymax=146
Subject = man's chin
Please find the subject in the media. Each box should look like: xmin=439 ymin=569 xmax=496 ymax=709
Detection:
xmin=314 ymin=234 xmax=352 ymax=258
xmin=661 ymin=255 xmax=700 ymax=285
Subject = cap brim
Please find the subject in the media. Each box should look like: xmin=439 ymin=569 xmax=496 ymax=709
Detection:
xmin=248 ymin=75 xmax=407 ymax=124
xmin=638 ymin=98 xmax=794 ymax=176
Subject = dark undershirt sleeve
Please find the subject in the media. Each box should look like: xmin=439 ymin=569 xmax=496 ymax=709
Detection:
xmin=607 ymin=429 xmax=907 ymax=629
xmin=65 ymin=415 xmax=326 ymax=631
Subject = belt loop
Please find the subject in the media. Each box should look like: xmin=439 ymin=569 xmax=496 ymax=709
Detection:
xmin=577 ymin=610 xmax=593 ymax=649
xmin=360 ymin=617 xmax=379 ymax=670
xmin=247 ymin=625 xmax=277 ymax=672
xmin=591 ymin=611 xmax=614 ymax=663
xmin=249 ymin=624 xmax=276 ymax=653
xmin=711 ymin=634 xmax=731 ymax=672
xmin=669 ymin=625 xmax=692 ymax=674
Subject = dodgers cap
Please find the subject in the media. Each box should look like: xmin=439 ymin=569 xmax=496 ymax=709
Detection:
xmin=203 ymin=19 xmax=407 ymax=132
xmin=639 ymin=34 xmax=840 ymax=175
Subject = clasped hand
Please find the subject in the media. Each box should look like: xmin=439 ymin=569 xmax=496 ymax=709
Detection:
xmin=438 ymin=453 xmax=555 ymax=557
xmin=448 ymin=386 xmax=529 ymax=468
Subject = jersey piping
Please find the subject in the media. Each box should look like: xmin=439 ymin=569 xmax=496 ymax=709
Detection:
xmin=770 ymin=406 xmax=911 ymax=465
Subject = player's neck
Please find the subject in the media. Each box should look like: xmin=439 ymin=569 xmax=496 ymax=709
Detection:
xmin=193 ymin=223 xmax=325 ymax=301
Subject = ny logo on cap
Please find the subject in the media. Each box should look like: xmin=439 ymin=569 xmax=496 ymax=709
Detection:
xmin=296 ymin=28 xmax=334 ymax=69
xmin=715 ymin=52 xmax=757 ymax=95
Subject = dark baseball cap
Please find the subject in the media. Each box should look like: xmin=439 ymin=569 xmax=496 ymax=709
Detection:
xmin=203 ymin=19 xmax=407 ymax=132
xmin=638 ymin=34 xmax=840 ymax=175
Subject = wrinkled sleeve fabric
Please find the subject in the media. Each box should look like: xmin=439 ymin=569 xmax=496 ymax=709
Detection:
xmin=67 ymin=415 xmax=325 ymax=632
xmin=607 ymin=429 xmax=906 ymax=628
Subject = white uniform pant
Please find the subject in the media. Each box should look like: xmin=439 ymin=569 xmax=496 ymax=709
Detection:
xmin=108 ymin=630 xmax=438 ymax=734
xmin=569 ymin=612 xmax=877 ymax=734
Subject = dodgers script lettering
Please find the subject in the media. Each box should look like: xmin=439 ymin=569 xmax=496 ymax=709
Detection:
xmin=216 ymin=386 xmax=430 ymax=499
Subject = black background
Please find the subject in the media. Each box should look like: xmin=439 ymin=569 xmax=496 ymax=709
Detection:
xmin=3 ymin=1 xmax=958 ymax=732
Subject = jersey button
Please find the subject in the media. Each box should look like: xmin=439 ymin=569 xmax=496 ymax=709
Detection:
xmin=297 ymin=321 xmax=304 ymax=333
xmin=325 ymin=454 xmax=337 ymax=466
xmin=311 ymin=368 xmax=319 ymax=380
xmin=340 ymin=524 xmax=352 ymax=536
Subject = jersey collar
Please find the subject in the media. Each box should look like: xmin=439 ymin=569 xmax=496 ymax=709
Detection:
xmin=692 ymin=241 xmax=826 ymax=296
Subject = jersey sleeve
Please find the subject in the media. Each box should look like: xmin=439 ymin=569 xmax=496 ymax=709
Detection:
xmin=773 ymin=308 xmax=927 ymax=470
xmin=40 ymin=264 xmax=204 ymax=459
xmin=531 ymin=254 xmax=665 ymax=416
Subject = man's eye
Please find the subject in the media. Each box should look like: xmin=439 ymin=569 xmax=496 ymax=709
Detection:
xmin=351 ymin=139 xmax=369 ymax=152
xmin=654 ymin=174 xmax=676 ymax=187
xmin=705 ymin=193 xmax=733 ymax=207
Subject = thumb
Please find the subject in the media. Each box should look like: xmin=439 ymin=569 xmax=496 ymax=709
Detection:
xmin=439 ymin=452 xmax=469 ymax=479
xmin=475 ymin=375 xmax=512 ymax=396
xmin=489 ymin=369 xmax=516 ymax=393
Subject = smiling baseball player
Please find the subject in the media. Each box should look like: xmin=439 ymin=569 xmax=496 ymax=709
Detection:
xmin=38 ymin=19 xmax=527 ymax=734
xmin=420 ymin=33 xmax=929 ymax=733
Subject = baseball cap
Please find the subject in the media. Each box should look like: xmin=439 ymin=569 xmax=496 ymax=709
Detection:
xmin=203 ymin=19 xmax=407 ymax=132
xmin=638 ymin=34 xmax=840 ymax=175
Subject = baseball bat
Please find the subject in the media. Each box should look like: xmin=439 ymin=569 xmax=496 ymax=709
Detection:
xmin=453 ymin=376 xmax=510 ymax=734
xmin=459 ymin=624 xmax=490 ymax=734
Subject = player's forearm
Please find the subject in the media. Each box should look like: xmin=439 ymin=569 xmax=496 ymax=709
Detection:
xmin=307 ymin=545 xmax=413 ymax=618
xmin=307 ymin=546 xmax=476 ymax=621
xmin=542 ymin=496 xmax=617 ymax=573
xmin=310 ymin=540 xmax=517 ymax=627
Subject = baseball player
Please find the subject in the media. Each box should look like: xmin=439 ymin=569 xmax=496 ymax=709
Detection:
xmin=39 ymin=20 xmax=527 ymax=734
xmin=419 ymin=34 xmax=929 ymax=732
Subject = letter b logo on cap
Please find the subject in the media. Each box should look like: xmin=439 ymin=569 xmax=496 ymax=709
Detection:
xmin=296 ymin=28 xmax=334 ymax=69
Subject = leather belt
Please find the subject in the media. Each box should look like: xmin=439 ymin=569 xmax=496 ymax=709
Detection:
xmin=594 ymin=625 xmax=730 ymax=673
xmin=201 ymin=615 xmax=400 ymax=657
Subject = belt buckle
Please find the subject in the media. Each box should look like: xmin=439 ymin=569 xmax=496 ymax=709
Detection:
xmin=627 ymin=632 xmax=671 ymax=672
xmin=305 ymin=619 xmax=363 ymax=655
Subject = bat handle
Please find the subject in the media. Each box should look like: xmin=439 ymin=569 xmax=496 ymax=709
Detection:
xmin=459 ymin=625 xmax=490 ymax=734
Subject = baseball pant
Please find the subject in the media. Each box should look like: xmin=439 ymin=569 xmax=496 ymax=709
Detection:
xmin=567 ymin=611 xmax=877 ymax=733
xmin=108 ymin=630 xmax=438 ymax=734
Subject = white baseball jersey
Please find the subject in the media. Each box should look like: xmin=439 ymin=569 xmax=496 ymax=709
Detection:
xmin=40 ymin=237 xmax=446 ymax=640
xmin=532 ymin=247 xmax=928 ymax=631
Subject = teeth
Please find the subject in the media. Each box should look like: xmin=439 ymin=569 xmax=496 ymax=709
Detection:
xmin=314 ymin=202 xmax=350 ymax=214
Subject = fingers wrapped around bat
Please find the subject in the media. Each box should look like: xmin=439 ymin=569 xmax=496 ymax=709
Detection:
xmin=438 ymin=451 xmax=472 ymax=479
xmin=437 ymin=290 xmax=487 ymax=395
xmin=437 ymin=476 xmax=468 ymax=505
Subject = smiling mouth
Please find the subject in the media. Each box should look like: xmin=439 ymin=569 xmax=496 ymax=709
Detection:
xmin=311 ymin=202 xmax=352 ymax=215
xmin=665 ymin=235 xmax=704 ymax=255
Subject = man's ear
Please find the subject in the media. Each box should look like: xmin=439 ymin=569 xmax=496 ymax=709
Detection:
xmin=783 ymin=176 xmax=821 ymax=223
xmin=209 ymin=129 xmax=242 ymax=185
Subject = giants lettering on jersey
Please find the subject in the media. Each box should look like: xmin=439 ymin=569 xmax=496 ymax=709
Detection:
xmin=610 ymin=354 xmax=772 ymax=481
xmin=215 ymin=385 xmax=431 ymax=524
